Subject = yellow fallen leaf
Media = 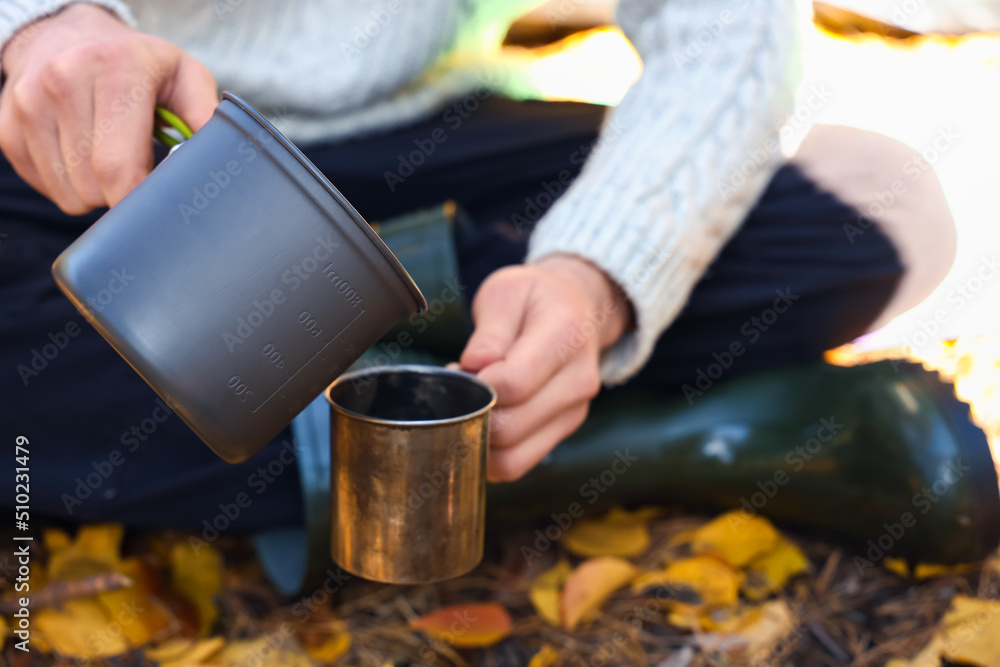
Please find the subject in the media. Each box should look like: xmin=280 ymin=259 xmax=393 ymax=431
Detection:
xmin=149 ymin=637 xmax=226 ymax=666
xmin=170 ymin=541 xmax=222 ymax=636
xmin=884 ymin=559 xmax=978 ymax=580
xmin=886 ymin=634 xmax=948 ymax=667
xmin=560 ymin=557 xmax=637 ymax=630
xmin=742 ymin=538 xmax=810 ymax=600
xmin=633 ymin=556 xmax=741 ymax=608
xmin=715 ymin=600 xmax=795 ymax=661
xmin=145 ymin=638 xmax=200 ymax=662
xmin=410 ymin=603 xmax=513 ymax=648
xmin=887 ymin=595 xmax=1000 ymax=667
xmin=528 ymin=643 xmax=560 ymax=667
xmin=34 ymin=599 xmax=129 ymax=658
xmin=209 ymin=636 xmax=312 ymax=667
xmin=690 ymin=511 xmax=780 ymax=568
xmin=884 ymin=557 xmax=909 ymax=577
xmin=306 ymin=633 xmax=352 ymax=664
xmin=940 ymin=595 xmax=1000 ymax=666
xmin=0 ymin=616 xmax=7 ymax=638
xmin=48 ymin=524 xmax=124 ymax=580
xmin=562 ymin=507 xmax=660 ymax=558
xmin=914 ymin=563 xmax=979 ymax=579
xmin=43 ymin=528 xmax=71 ymax=553
xmin=529 ymin=560 xmax=573 ymax=626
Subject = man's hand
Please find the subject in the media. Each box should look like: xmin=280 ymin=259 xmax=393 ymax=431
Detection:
xmin=0 ymin=3 xmax=217 ymax=214
xmin=458 ymin=255 xmax=632 ymax=482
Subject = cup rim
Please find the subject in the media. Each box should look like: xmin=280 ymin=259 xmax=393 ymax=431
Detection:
xmin=324 ymin=364 xmax=497 ymax=427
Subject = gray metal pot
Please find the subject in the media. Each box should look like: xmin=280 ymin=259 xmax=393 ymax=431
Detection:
xmin=51 ymin=92 xmax=427 ymax=462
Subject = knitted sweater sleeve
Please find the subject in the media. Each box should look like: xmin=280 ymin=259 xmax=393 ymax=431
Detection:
xmin=0 ymin=0 xmax=135 ymax=53
xmin=525 ymin=0 xmax=806 ymax=385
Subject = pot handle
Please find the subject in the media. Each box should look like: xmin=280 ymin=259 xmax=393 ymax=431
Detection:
xmin=153 ymin=107 xmax=194 ymax=147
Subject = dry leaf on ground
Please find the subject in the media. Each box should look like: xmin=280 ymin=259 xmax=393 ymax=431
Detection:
xmin=529 ymin=560 xmax=573 ymax=626
xmin=561 ymin=557 xmax=637 ymax=630
xmin=170 ymin=540 xmax=222 ymax=636
xmin=46 ymin=524 xmax=123 ymax=580
xmin=34 ymin=599 xmax=129 ymax=659
xmin=699 ymin=599 xmax=796 ymax=662
xmin=688 ymin=511 xmax=780 ymax=568
xmin=632 ymin=555 xmax=741 ymax=608
xmin=410 ymin=602 xmax=513 ymax=648
xmin=305 ymin=633 xmax=352 ymax=664
xmin=561 ymin=506 xmax=661 ymax=558
xmin=147 ymin=637 xmax=226 ymax=667
xmin=208 ymin=636 xmax=313 ymax=667
xmin=528 ymin=643 xmax=560 ymax=667
xmin=890 ymin=594 xmax=1000 ymax=667
xmin=741 ymin=538 xmax=810 ymax=600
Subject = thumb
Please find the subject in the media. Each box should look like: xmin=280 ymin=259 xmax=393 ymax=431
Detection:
xmin=459 ymin=277 xmax=532 ymax=372
xmin=158 ymin=52 xmax=218 ymax=133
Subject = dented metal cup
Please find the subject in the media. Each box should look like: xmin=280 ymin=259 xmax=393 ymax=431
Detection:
xmin=325 ymin=365 xmax=495 ymax=583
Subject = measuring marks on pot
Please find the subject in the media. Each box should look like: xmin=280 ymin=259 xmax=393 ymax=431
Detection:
xmin=225 ymin=305 xmax=367 ymax=416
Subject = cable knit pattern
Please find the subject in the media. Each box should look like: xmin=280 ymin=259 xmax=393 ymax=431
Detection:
xmin=0 ymin=0 xmax=805 ymax=383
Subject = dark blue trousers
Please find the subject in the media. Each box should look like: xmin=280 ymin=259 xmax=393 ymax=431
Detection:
xmin=0 ymin=98 xmax=902 ymax=530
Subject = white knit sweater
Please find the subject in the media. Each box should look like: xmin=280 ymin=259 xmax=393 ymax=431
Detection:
xmin=0 ymin=0 xmax=805 ymax=384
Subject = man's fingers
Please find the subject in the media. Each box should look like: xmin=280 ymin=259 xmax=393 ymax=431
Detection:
xmin=22 ymin=112 xmax=88 ymax=213
xmin=476 ymin=301 xmax=583 ymax=407
xmin=460 ymin=273 xmax=532 ymax=372
xmin=488 ymin=359 xmax=600 ymax=449
xmin=92 ymin=73 xmax=157 ymax=206
xmin=52 ymin=80 xmax=105 ymax=209
xmin=488 ymin=403 xmax=589 ymax=482
xmin=158 ymin=51 xmax=218 ymax=132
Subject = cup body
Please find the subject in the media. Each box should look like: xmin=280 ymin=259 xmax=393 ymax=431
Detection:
xmin=326 ymin=365 xmax=495 ymax=583
xmin=51 ymin=92 xmax=426 ymax=463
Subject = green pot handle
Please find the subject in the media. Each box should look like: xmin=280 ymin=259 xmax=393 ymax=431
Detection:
xmin=153 ymin=106 xmax=194 ymax=147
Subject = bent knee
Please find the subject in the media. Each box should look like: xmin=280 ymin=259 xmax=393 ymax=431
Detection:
xmin=791 ymin=124 xmax=957 ymax=325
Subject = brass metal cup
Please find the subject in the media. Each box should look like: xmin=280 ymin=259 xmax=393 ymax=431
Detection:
xmin=325 ymin=365 xmax=496 ymax=583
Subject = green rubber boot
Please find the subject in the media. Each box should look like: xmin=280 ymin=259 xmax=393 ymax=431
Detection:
xmin=489 ymin=360 xmax=1000 ymax=567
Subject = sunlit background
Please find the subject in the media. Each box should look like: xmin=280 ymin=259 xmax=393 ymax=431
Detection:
xmin=498 ymin=1 xmax=1000 ymax=455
